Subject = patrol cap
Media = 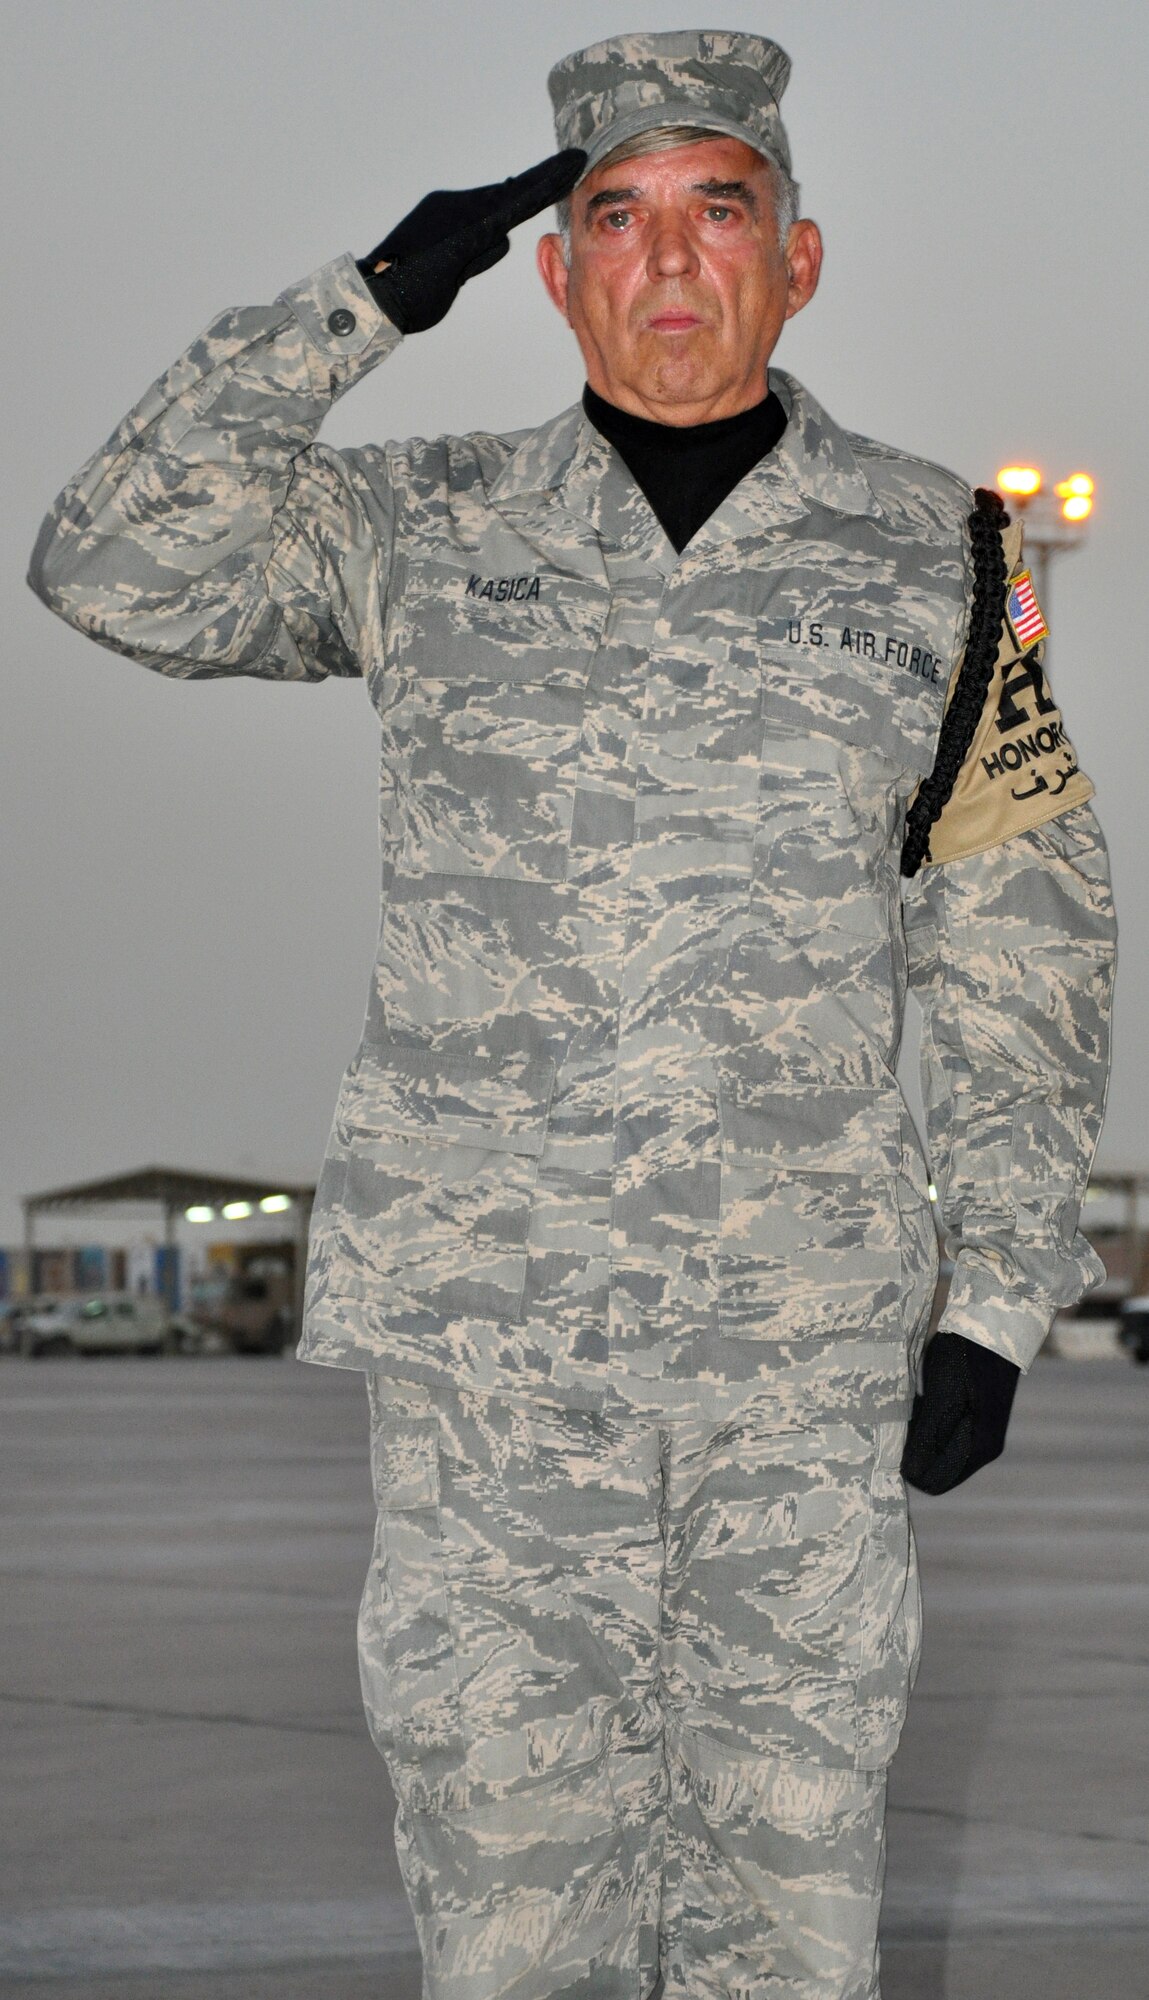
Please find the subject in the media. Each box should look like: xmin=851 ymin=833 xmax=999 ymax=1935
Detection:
xmin=548 ymin=29 xmax=793 ymax=181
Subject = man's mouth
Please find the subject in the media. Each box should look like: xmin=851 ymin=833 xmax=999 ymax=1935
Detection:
xmin=645 ymin=310 xmax=703 ymax=333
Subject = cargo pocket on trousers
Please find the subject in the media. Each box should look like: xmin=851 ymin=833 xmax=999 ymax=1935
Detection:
xmin=326 ymin=1049 xmax=555 ymax=1324
xmin=853 ymin=1421 xmax=921 ymax=1772
xmin=359 ymin=1378 xmax=469 ymax=1811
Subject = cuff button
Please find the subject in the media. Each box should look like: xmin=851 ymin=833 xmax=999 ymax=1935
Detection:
xmin=327 ymin=308 xmax=357 ymax=337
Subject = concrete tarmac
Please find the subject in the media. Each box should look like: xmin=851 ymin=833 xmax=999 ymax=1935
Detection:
xmin=1 ymin=1354 xmax=1145 ymax=1998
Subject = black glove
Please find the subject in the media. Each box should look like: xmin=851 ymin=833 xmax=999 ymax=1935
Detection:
xmin=901 ymin=1331 xmax=1020 ymax=1495
xmin=358 ymin=149 xmax=586 ymax=335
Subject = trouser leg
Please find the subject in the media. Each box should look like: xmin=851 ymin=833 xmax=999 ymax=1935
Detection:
xmin=658 ymin=1406 xmax=916 ymax=2000
xmin=358 ymin=1379 xmax=916 ymax=1999
xmin=358 ymin=1377 xmax=667 ymax=2000
xmin=662 ymin=1734 xmax=887 ymax=2000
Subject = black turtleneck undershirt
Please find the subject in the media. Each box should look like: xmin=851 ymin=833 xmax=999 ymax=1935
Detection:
xmin=583 ymin=382 xmax=788 ymax=554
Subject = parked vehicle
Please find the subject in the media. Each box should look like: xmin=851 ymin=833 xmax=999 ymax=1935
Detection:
xmin=185 ymin=1259 xmax=295 ymax=1356
xmin=0 ymin=1301 xmax=30 ymax=1354
xmin=19 ymin=1297 xmax=74 ymax=1356
xmin=22 ymin=1293 xmax=182 ymax=1357
xmin=1117 ymin=1296 xmax=1149 ymax=1365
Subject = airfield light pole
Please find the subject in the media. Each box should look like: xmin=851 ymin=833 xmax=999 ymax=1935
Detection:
xmin=995 ymin=466 xmax=1096 ymax=651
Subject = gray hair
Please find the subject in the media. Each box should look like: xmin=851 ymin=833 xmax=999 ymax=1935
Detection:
xmin=555 ymin=125 xmax=800 ymax=260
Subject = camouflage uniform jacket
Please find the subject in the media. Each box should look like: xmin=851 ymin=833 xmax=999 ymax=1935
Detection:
xmin=29 ymin=255 xmax=1116 ymax=1413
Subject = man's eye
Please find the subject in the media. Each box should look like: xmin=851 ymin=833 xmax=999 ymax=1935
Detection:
xmin=604 ymin=210 xmax=631 ymax=230
xmin=705 ymin=205 xmax=734 ymax=222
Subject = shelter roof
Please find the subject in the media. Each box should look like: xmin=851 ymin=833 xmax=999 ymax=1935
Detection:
xmin=24 ymin=1166 xmax=315 ymax=1215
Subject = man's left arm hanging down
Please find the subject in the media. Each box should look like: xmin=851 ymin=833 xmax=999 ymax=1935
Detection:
xmin=899 ymin=520 xmax=1116 ymax=1492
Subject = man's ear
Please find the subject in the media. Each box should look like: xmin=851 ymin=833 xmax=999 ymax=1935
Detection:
xmin=782 ymin=218 xmax=823 ymax=323
xmin=536 ymin=233 xmax=571 ymax=321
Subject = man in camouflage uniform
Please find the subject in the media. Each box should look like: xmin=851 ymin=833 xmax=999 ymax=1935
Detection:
xmin=29 ymin=29 xmax=1114 ymax=2000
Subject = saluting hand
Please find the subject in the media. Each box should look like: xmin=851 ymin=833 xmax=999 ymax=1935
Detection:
xmin=359 ymin=149 xmax=586 ymax=335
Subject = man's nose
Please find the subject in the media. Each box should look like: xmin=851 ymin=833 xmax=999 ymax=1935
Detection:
xmin=646 ymin=214 xmax=700 ymax=281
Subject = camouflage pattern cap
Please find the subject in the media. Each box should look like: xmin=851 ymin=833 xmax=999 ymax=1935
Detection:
xmin=548 ymin=29 xmax=793 ymax=179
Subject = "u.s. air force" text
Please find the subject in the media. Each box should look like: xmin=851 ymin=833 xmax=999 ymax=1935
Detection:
xmin=783 ymin=619 xmax=942 ymax=683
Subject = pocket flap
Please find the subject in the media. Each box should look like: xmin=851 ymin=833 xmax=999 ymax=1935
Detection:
xmin=718 ymin=1081 xmax=900 ymax=1174
xmin=392 ymin=557 xmax=608 ymax=686
xmin=339 ymin=1050 xmax=556 ymax=1157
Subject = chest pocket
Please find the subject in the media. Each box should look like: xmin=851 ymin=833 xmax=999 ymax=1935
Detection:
xmin=378 ymin=557 xmax=609 ymax=883
xmin=751 ymin=735 xmax=900 ymax=938
xmin=741 ymin=595 xmax=954 ymax=781
xmin=721 ymin=569 xmax=962 ymax=928
xmin=385 ymin=554 xmax=609 ymax=687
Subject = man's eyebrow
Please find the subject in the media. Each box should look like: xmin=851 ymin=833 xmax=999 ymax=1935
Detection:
xmin=583 ymin=185 xmax=642 ymax=215
xmin=692 ymin=178 xmax=759 ymax=210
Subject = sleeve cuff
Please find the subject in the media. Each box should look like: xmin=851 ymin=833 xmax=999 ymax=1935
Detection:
xmin=937 ymin=1259 xmax=1057 ymax=1371
xmin=278 ymin=254 xmax=404 ymax=371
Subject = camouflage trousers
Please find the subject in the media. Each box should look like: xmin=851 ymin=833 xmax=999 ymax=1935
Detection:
xmin=359 ymin=1374 xmax=920 ymax=2000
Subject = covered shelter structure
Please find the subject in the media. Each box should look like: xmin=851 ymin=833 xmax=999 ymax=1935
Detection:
xmin=1080 ymin=1169 xmax=1149 ymax=1301
xmin=23 ymin=1166 xmax=316 ymax=1324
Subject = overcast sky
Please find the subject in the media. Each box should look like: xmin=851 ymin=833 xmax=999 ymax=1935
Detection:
xmin=3 ymin=0 xmax=1146 ymax=1243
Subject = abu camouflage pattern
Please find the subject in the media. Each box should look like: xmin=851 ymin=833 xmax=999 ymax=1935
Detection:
xmin=29 ymin=241 xmax=1115 ymax=2000
xmin=360 ymin=1372 xmax=902 ymax=1999
xmin=299 ymin=359 xmax=975 ymax=1412
xmin=548 ymin=29 xmax=794 ymax=177
xmin=904 ymin=806 xmax=1114 ymax=1368
xmin=27 ymin=252 xmax=1114 ymax=1408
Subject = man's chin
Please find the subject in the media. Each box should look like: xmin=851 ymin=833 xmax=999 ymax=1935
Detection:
xmin=639 ymin=360 xmax=730 ymax=417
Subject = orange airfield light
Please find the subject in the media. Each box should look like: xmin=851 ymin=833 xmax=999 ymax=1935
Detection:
xmin=997 ymin=464 xmax=1095 ymax=524
xmin=997 ymin=464 xmax=1042 ymax=498
xmin=993 ymin=466 xmax=1096 ymax=638
xmin=1055 ymin=473 xmax=1095 ymax=523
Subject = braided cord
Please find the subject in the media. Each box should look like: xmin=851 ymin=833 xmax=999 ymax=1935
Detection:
xmin=900 ymin=488 xmax=1010 ymax=878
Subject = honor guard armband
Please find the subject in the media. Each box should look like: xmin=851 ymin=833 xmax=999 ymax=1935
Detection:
xmin=901 ymin=489 xmax=1093 ymax=876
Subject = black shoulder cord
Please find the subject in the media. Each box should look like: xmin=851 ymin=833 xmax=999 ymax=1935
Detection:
xmin=900 ymin=487 xmax=1010 ymax=879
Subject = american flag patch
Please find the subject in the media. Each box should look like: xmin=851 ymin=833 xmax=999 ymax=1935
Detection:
xmin=1006 ymin=568 xmax=1049 ymax=649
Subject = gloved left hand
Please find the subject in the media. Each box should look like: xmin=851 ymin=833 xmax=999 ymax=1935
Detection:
xmin=901 ymin=1330 xmax=1020 ymax=1495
